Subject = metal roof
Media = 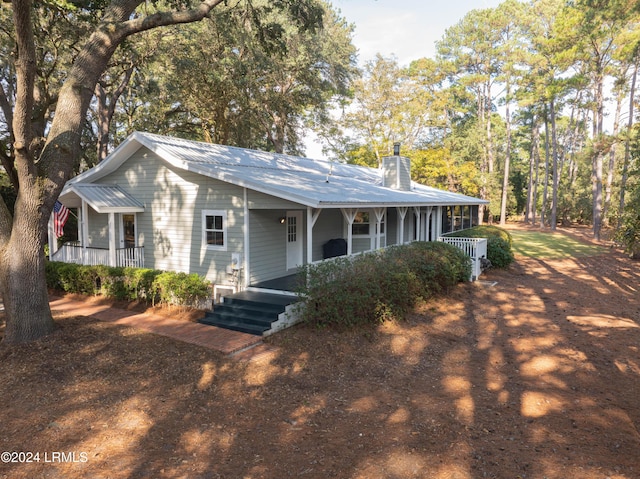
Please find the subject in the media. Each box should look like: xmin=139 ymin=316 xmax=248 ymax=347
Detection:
xmin=60 ymin=184 xmax=145 ymax=213
xmin=67 ymin=131 xmax=488 ymax=209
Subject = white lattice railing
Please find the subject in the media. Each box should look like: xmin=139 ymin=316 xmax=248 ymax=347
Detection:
xmin=437 ymin=236 xmax=488 ymax=281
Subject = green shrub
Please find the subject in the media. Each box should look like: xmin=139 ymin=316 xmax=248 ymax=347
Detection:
xmin=446 ymin=224 xmax=512 ymax=246
xmin=125 ymin=267 xmax=163 ymax=301
xmin=297 ymin=241 xmax=470 ymax=328
xmin=46 ymin=263 xmax=98 ymax=294
xmin=93 ymin=265 xmax=125 ymax=299
xmin=486 ymin=237 xmax=514 ymax=268
xmin=299 ymin=254 xmax=390 ymax=328
xmin=616 ymin=222 xmax=640 ymax=259
xmin=45 ymin=262 xmax=209 ymax=306
xmin=152 ymin=271 xmax=211 ymax=306
xmin=445 ymin=225 xmax=514 ymax=268
xmin=403 ymin=241 xmax=472 ymax=292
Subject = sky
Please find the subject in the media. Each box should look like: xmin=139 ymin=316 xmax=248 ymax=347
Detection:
xmin=305 ymin=0 xmax=504 ymax=158
xmin=331 ymin=0 xmax=504 ymax=67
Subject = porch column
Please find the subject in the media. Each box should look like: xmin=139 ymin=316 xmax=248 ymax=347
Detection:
xmin=48 ymin=214 xmax=57 ymax=259
xmin=108 ymin=212 xmax=117 ymax=266
xmin=307 ymin=207 xmax=322 ymax=264
xmin=435 ymin=206 xmax=443 ymax=238
xmin=81 ymin=200 xmax=89 ymax=260
xmin=413 ymin=207 xmax=421 ymax=241
xmin=341 ymin=208 xmax=358 ymax=255
xmin=425 ymin=206 xmax=433 ymax=241
xmin=396 ymin=207 xmax=408 ymax=244
xmin=243 ymin=188 xmax=250 ymax=289
xmin=431 ymin=207 xmax=438 ymax=241
xmin=373 ymin=207 xmax=385 ymax=250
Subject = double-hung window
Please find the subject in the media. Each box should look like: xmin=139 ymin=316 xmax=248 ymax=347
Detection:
xmin=352 ymin=211 xmax=370 ymax=236
xmin=352 ymin=211 xmax=385 ymax=236
xmin=203 ymin=210 xmax=227 ymax=251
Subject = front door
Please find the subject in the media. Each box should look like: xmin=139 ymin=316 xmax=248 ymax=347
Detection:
xmin=286 ymin=211 xmax=303 ymax=270
xmin=121 ymin=214 xmax=136 ymax=248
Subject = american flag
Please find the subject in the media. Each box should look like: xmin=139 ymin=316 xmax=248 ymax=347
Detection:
xmin=53 ymin=201 xmax=69 ymax=238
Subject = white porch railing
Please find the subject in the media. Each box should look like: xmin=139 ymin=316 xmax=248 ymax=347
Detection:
xmin=116 ymin=246 xmax=145 ymax=268
xmin=437 ymin=236 xmax=488 ymax=281
xmin=51 ymin=242 xmax=144 ymax=268
xmin=310 ymin=243 xmax=396 ymax=266
xmin=305 ymin=236 xmax=489 ymax=283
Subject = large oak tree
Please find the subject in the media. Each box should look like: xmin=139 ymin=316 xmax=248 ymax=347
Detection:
xmin=0 ymin=0 xmax=322 ymax=343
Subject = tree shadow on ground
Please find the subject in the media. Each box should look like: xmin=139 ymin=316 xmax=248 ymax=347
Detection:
xmin=1 ymin=245 xmax=639 ymax=479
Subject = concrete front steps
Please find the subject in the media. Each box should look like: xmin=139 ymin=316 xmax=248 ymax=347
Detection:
xmin=199 ymin=290 xmax=301 ymax=336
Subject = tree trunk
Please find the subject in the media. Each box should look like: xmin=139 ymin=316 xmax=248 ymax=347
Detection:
xmin=619 ymin=60 xmax=637 ymax=227
xmin=486 ymin=82 xmax=494 ymax=176
xmin=477 ymin=87 xmax=489 ymax=223
xmin=541 ymin=108 xmax=550 ymax=227
xmin=550 ymin=98 xmax=559 ymax=231
xmin=95 ymin=83 xmax=111 ymax=162
xmin=499 ymin=82 xmax=511 ymax=225
xmin=1 ymin=0 xmax=225 ymax=343
xmin=592 ymin=72 xmax=605 ymax=241
xmin=0 ymin=189 xmax=55 ymax=342
xmin=525 ymin=116 xmax=539 ymax=225
xmin=604 ymin=86 xmax=623 ymax=225
xmin=95 ymin=65 xmax=134 ymax=162
xmin=593 ymin=150 xmax=604 ymax=240
xmin=559 ymin=94 xmax=580 ymax=225
xmin=532 ymin=122 xmax=540 ymax=226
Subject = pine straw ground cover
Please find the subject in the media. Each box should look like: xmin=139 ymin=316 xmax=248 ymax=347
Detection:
xmin=1 ymin=223 xmax=639 ymax=479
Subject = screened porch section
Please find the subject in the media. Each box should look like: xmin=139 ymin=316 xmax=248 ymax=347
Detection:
xmin=441 ymin=205 xmax=480 ymax=233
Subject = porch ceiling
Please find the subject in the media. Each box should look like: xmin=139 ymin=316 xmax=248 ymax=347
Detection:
xmin=59 ymin=184 xmax=145 ymax=213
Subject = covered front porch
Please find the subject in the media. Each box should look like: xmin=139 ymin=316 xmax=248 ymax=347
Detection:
xmin=247 ymin=235 xmax=488 ymax=296
xmin=244 ymin=203 xmax=483 ymax=293
xmin=49 ymin=183 xmax=145 ymax=268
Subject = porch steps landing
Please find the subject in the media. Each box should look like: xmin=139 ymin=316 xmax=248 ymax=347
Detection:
xmin=200 ymin=291 xmax=298 ymax=336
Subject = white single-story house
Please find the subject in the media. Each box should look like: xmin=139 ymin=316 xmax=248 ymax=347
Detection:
xmin=51 ymin=132 xmax=488 ymax=334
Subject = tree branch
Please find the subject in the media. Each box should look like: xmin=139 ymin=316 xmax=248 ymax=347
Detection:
xmin=11 ymin=0 xmax=36 ymax=157
xmin=0 ymin=193 xmax=12 ymax=247
xmin=0 ymin=84 xmax=14 ymax=137
xmin=117 ymin=0 xmax=227 ymax=39
xmin=38 ymin=0 xmax=227 ymax=188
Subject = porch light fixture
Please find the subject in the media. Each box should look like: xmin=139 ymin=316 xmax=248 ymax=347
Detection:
xmin=279 ymin=216 xmax=286 ymax=224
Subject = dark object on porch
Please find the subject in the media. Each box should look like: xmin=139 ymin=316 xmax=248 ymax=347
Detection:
xmin=323 ymin=238 xmax=347 ymax=259
xmin=480 ymin=256 xmax=492 ymax=271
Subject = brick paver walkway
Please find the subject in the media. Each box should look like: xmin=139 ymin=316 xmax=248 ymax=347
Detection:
xmin=49 ymin=296 xmax=263 ymax=355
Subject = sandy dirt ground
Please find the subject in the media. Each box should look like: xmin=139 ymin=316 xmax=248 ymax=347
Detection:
xmin=1 ymin=224 xmax=639 ymax=479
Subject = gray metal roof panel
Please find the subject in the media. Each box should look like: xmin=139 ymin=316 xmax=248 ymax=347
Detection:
xmin=67 ymin=132 xmax=488 ymax=208
xmin=133 ymin=132 xmax=487 ymax=208
xmin=70 ymin=184 xmax=145 ymax=213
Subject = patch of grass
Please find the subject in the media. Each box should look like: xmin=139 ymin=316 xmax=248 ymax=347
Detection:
xmin=510 ymin=230 xmax=607 ymax=259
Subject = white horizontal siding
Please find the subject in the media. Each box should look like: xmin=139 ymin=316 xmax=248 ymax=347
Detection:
xmin=249 ymin=210 xmax=288 ymax=284
xmin=86 ymin=208 xmax=109 ymax=248
xmin=248 ymin=190 xmax=302 ymax=210
xmin=312 ymin=209 xmax=344 ymax=261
